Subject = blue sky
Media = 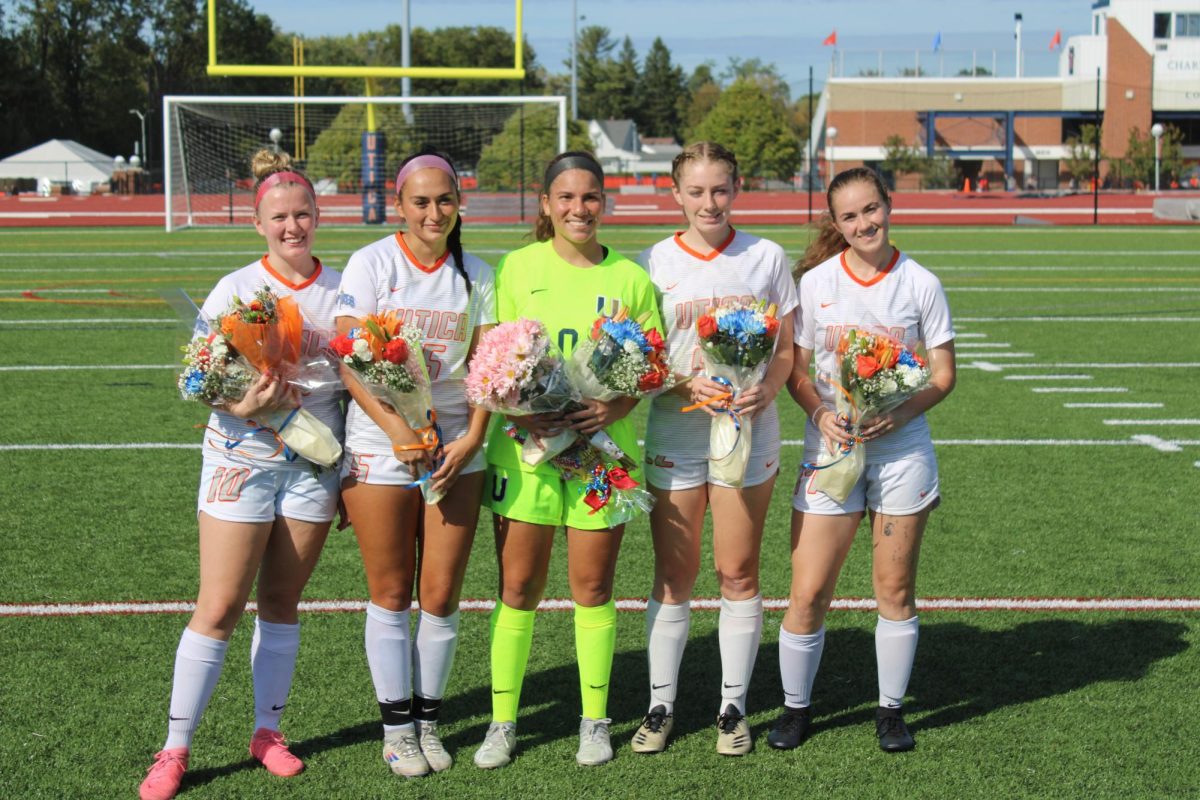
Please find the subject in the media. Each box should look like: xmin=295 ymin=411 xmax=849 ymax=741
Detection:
xmin=246 ymin=0 xmax=1091 ymax=96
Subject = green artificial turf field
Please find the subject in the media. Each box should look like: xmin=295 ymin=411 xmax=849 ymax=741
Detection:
xmin=1 ymin=223 xmax=1197 ymax=799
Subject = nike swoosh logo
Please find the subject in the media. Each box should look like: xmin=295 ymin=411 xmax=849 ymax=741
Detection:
xmin=919 ymin=490 xmax=929 ymax=498
xmin=723 ymin=682 xmax=742 ymax=689
xmin=652 ymin=683 xmax=671 ymax=690
xmin=663 ymin=282 xmax=679 ymax=291
xmin=530 ymin=288 xmax=548 ymax=294
xmin=382 ymin=698 xmax=405 ymax=704
xmin=168 ymin=715 xmax=188 ymax=721
xmin=492 ymin=688 xmax=512 ymax=695
xmin=271 ymin=704 xmax=286 ymax=711
xmin=765 ymin=460 xmax=776 ymax=468
xmin=589 ymin=683 xmax=608 ymax=690
xmin=820 ymin=301 xmax=836 ymax=308
xmin=390 ymin=287 xmax=403 ymax=293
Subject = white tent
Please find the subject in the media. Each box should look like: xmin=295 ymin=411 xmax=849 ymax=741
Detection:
xmin=0 ymin=139 xmax=114 ymax=193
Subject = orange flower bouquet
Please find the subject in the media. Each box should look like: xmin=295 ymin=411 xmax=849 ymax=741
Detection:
xmin=809 ymin=328 xmax=931 ymax=502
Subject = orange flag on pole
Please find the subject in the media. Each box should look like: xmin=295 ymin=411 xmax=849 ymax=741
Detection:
xmin=823 ymin=30 xmax=838 ymax=46
xmin=1049 ymin=29 xmax=1062 ymax=50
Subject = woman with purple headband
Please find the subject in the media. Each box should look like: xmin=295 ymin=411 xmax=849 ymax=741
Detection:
xmin=140 ymin=150 xmax=343 ymax=800
xmin=335 ymin=147 xmax=496 ymax=778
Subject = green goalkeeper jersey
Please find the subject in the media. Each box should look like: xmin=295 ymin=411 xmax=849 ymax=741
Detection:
xmin=484 ymin=239 xmax=664 ymax=475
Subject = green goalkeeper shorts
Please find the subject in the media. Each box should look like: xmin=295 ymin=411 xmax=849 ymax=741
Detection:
xmin=483 ymin=464 xmax=644 ymax=531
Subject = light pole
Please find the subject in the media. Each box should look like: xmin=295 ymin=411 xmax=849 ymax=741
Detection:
xmin=128 ymin=109 xmax=146 ymax=163
xmin=1150 ymin=123 xmax=1164 ymax=192
xmin=570 ymin=1 xmax=581 ymax=120
xmin=826 ymin=126 xmax=838 ymax=186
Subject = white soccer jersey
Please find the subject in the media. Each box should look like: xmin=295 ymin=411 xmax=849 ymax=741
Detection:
xmin=794 ymin=249 xmax=954 ymax=463
xmin=335 ymin=232 xmax=496 ymax=453
xmin=195 ymin=257 xmax=344 ymax=462
xmin=638 ymin=229 xmax=800 ymax=460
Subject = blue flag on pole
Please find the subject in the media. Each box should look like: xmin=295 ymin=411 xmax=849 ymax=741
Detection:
xmin=932 ymin=31 xmax=942 ymax=52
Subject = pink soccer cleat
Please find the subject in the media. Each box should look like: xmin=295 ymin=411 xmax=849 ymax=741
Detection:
xmin=139 ymin=747 xmax=189 ymax=800
xmin=249 ymin=728 xmax=305 ymax=777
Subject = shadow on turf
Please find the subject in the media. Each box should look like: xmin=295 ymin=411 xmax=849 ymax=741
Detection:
xmin=807 ymin=618 xmax=1189 ymax=736
xmin=178 ymin=617 xmax=1186 ymax=787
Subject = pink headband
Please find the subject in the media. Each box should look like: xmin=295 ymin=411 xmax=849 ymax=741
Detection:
xmin=395 ymin=155 xmax=457 ymax=194
xmin=254 ymin=170 xmax=316 ymax=209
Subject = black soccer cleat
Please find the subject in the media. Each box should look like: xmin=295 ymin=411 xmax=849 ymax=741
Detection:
xmin=875 ymin=707 xmax=916 ymax=752
xmin=766 ymin=706 xmax=812 ymax=750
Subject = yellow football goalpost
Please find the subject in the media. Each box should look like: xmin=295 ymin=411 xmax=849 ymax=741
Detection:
xmin=205 ymin=0 xmax=526 ymax=81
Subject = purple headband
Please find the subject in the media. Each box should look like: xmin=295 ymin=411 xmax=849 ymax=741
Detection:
xmin=395 ymin=155 xmax=458 ymax=194
xmin=254 ymin=170 xmax=315 ymax=209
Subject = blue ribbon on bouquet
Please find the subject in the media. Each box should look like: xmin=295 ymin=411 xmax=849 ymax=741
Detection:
xmin=400 ymin=408 xmax=445 ymax=493
xmin=680 ymin=375 xmax=744 ymax=461
xmin=801 ymin=412 xmax=864 ymax=471
xmin=200 ymin=406 xmax=301 ymax=462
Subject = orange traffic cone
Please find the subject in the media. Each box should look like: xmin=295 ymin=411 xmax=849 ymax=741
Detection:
xmin=962 ymin=177 xmax=971 ymax=193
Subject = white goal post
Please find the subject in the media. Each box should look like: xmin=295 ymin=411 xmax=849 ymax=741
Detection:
xmin=163 ymin=94 xmax=568 ymax=231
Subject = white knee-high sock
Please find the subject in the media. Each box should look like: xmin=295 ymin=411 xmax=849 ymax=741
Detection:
xmin=718 ymin=594 xmax=763 ymax=715
xmin=163 ymin=628 xmax=229 ymax=750
xmin=413 ymin=609 xmax=460 ymax=703
xmin=778 ymin=625 xmax=825 ymax=709
xmin=876 ymin=615 xmax=919 ymax=708
xmin=645 ymin=599 xmax=690 ymax=713
xmin=365 ymin=602 xmax=412 ymax=730
xmin=250 ymin=618 xmax=300 ymax=732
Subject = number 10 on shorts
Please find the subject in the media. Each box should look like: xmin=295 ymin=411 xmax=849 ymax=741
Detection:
xmin=207 ymin=466 xmax=250 ymax=503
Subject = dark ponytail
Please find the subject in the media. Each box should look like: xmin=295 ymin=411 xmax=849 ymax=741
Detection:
xmin=446 ymin=214 xmax=469 ymax=296
xmin=794 ymin=166 xmax=892 ymax=277
xmin=396 ymin=146 xmax=470 ymax=296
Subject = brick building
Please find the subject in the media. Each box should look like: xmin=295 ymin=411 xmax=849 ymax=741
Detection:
xmin=812 ymin=0 xmax=1200 ymax=189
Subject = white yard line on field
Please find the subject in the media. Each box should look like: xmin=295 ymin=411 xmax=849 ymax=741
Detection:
xmin=957 ymin=332 xmax=989 ymax=338
xmin=9 ymin=438 xmax=1200 ymax=453
xmin=0 ymin=364 xmax=176 ymax=371
xmin=958 ymin=316 xmax=1200 ymax=322
xmin=0 ymin=318 xmax=175 ymax=325
xmin=948 ymin=287 xmax=1200 ymax=293
xmin=1063 ymin=403 xmax=1163 ymax=409
xmin=1004 ymin=374 xmax=1093 ymax=380
xmin=2 ymin=596 xmax=1198 ymax=617
xmin=1002 ymin=362 xmax=1200 ymax=368
xmin=955 ymin=342 xmax=1012 ymax=348
xmin=1104 ymin=419 xmax=1200 ymax=426
xmin=1031 ymin=387 xmax=1130 ymax=393
xmin=1131 ymin=435 xmax=1184 ymax=453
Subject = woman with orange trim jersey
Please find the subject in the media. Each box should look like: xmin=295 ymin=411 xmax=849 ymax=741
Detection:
xmin=334 ymin=148 xmax=495 ymax=778
xmin=632 ymin=142 xmax=797 ymax=756
xmin=770 ymin=167 xmax=956 ymax=754
xmin=140 ymin=150 xmax=342 ymax=800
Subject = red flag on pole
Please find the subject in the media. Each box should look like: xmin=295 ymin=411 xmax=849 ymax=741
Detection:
xmin=1049 ymin=29 xmax=1062 ymax=50
xmin=823 ymin=30 xmax=838 ymax=46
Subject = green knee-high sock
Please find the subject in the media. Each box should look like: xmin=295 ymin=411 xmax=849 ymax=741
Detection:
xmin=574 ymin=600 xmax=617 ymax=720
xmin=489 ymin=602 xmax=536 ymax=723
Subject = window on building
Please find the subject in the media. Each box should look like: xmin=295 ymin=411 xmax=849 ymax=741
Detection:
xmin=1176 ymin=13 xmax=1200 ymax=37
xmin=1154 ymin=13 xmax=1171 ymax=38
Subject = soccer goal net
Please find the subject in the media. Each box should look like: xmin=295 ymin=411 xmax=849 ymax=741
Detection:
xmin=163 ymin=95 xmax=568 ymax=231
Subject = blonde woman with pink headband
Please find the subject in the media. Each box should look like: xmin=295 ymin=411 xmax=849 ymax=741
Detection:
xmin=335 ymin=147 xmax=496 ymax=778
xmin=140 ymin=150 xmax=343 ymax=800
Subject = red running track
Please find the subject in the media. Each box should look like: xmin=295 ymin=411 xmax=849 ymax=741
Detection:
xmin=0 ymin=190 xmax=1188 ymax=227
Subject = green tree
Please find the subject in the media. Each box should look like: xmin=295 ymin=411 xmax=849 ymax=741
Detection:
xmin=691 ymin=79 xmax=799 ymax=182
xmin=682 ymin=62 xmax=721 ymax=138
xmin=957 ymin=66 xmax=992 ymax=76
xmin=719 ymin=57 xmax=791 ymax=106
xmin=636 ymin=37 xmax=686 ymax=139
xmin=575 ymin=25 xmax=617 ymax=120
xmin=1121 ymin=125 xmax=1184 ymax=187
xmin=881 ymin=134 xmax=925 ymax=186
xmin=476 ymin=106 xmax=591 ymax=191
xmin=305 ymin=104 xmax=416 ymax=189
xmin=1063 ymin=123 xmax=1104 ymax=187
